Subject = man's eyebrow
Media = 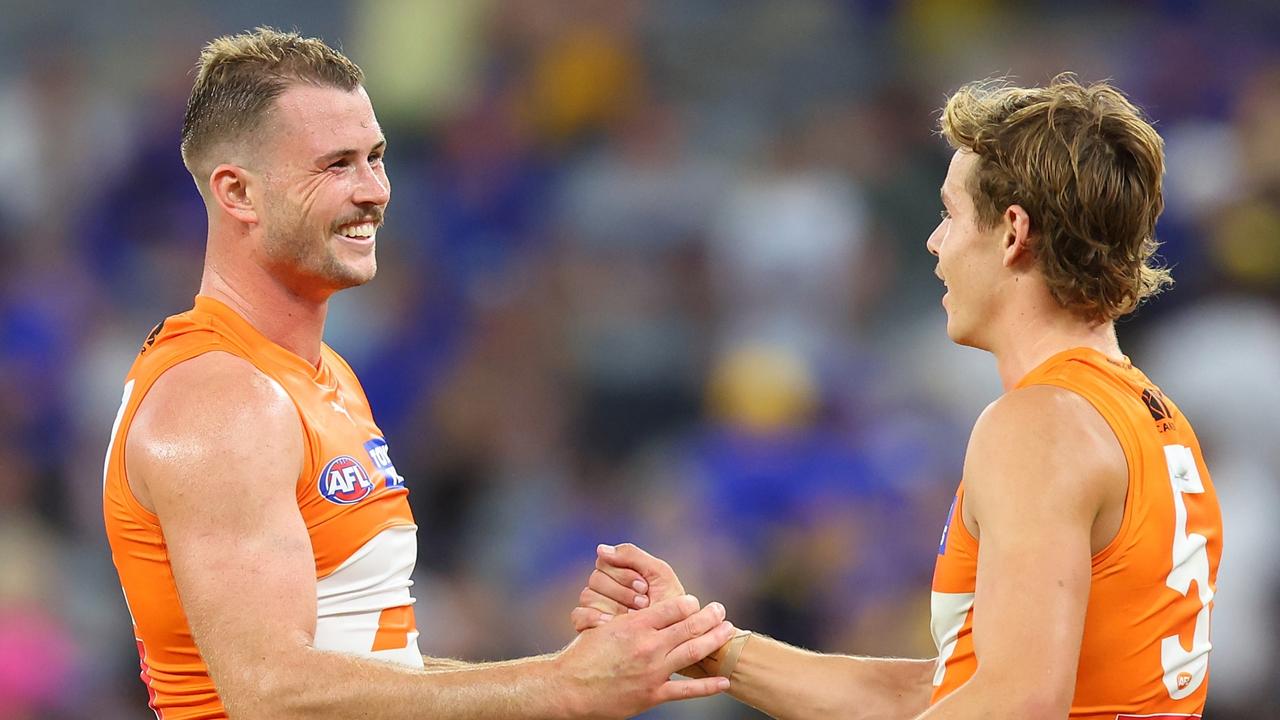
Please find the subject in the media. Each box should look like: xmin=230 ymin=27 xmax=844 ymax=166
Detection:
xmin=940 ymin=187 xmax=952 ymax=206
xmin=316 ymin=138 xmax=387 ymax=165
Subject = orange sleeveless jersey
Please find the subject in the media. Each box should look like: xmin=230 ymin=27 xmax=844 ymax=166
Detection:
xmin=930 ymin=347 xmax=1222 ymax=718
xmin=103 ymin=296 xmax=423 ymax=719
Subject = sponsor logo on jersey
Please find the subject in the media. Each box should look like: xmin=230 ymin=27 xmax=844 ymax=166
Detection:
xmin=364 ymin=437 xmax=406 ymax=489
xmin=1142 ymin=387 xmax=1177 ymax=433
xmin=318 ymin=455 xmax=375 ymax=504
xmin=938 ymin=495 xmax=958 ymax=555
xmin=140 ymin=319 xmax=166 ymax=354
xmin=1143 ymin=387 xmax=1171 ymax=420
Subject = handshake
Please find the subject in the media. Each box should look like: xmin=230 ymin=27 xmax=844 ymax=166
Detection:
xmin=553 ymin=543 xmax=751 ymax=718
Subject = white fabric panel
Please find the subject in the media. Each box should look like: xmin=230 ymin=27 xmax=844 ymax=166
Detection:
xmin=314 ymin=524 xmax=423 ymax=668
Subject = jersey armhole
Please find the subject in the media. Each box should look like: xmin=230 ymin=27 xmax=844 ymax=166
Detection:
xmin=292 ymin=400 xmax=322 ymax=505
xmin=945 ymin=484 xmax=980 ymax=552
xmin=117 ymin=346 xmax=225 ymax=526
xmin=956 ymin=489 xmax=978 ymax=545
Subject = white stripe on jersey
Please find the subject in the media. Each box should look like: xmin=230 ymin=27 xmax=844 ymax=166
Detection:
xmin=314 ymin=524 xmax=423 ymax=668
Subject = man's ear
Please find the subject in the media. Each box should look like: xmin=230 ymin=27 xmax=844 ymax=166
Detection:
xmin=1001 ymin=204 xmax=1033 ymax=268
xmin=208 ymin=163 xmax=260 ymax=226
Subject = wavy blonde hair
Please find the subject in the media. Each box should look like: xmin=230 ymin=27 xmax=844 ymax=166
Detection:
xmin=180 ymin=27 xmax=363 ymax=179
xmin=940 ymin=74 xmax=1172 ymax=323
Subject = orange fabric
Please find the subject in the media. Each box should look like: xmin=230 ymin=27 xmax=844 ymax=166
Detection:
xmin=930 ymin=347 xmax=1222 ymax=718
xmin=372 ymin=605 xmax=417 ymax=652
xmin=103 ymin=296 xmax=417 ymax=719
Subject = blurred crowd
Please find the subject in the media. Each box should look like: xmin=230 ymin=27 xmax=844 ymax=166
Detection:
xmin=0 ymin=1 xmax=1277 ymax=718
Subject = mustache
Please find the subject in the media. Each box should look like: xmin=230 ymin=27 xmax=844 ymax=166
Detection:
xmin=332 ymin=207 xmax=385 ymax=230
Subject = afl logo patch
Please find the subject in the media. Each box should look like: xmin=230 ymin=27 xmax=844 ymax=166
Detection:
xmin=318 ymin=456 xmax=375 ymax=504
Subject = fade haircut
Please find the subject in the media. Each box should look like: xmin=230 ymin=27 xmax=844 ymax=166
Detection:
xmin=180 ymin=27 xmax=364 ymax=183
xmin=940 ymin=73 xmax=1172 ymax=323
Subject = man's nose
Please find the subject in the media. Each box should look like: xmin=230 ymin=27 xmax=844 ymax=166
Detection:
xmin=354 ymin=163 xmax=390 ymax=207
xmin=926 ymin=223 xmax=943 ymax=257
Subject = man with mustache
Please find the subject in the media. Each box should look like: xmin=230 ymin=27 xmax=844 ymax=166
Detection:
xmin=102 ymin=27 xmax=735 ymax=720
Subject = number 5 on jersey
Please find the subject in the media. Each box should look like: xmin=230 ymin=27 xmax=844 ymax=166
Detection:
xmin=1160 ymin=443 xmax=1213 ymax=699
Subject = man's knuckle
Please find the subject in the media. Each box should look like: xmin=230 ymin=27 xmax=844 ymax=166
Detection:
xmin=692 ymin=611 xmax=713 ymax=632
xmin=684 ymin=642 xmax=700 ymax=665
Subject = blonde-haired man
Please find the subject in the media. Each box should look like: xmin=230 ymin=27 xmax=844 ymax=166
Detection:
xmin=576 ymin=75 xmax=1223 ymax=719
xmin=104 ymin=28 xmax=735 ymax=719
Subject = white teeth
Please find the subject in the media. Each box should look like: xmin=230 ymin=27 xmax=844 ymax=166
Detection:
xmin=337 ymin=222 xmax=377 ymax=239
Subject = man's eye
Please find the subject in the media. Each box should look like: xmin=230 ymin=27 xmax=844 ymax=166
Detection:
xmin=939 ymin=209 xmax=951 ymax=221
xmin=328 ymin=159 xmax=350 ymax=170
xmin=369 ymin=153 xmax=384 ymax=165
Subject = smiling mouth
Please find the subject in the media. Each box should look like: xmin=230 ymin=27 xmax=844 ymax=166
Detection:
xmin=334 ymin=220 xmax=380 ymax=243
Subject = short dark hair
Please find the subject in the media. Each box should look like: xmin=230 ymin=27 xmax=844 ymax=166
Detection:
xmin=180 ymin=27 xmax=364 ymax=180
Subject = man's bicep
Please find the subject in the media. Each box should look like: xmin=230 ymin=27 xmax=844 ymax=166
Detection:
xmin=969 ymin=510 xmax=1092 ymax=683
xmin=962 ymin=388 xmax=1111 ymax=707
xmin=127 ymin=353 xmax=314 ymax=699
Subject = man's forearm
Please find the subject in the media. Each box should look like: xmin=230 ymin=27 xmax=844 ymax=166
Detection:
xmin=910 ymin=668 xmax=1069 ymax=720
xmin=723 ymin=634 xmax=934 ymax=720
xmin=423 ymin=655 xmax=472 ymax=671
xmin=229 ymin=648 xmax=575 ymax=720
xmin=422 ymin=655 xmax=527 ymax=672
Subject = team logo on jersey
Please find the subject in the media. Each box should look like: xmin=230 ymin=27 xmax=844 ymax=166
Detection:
xmin=938 ymin=495 xmax=958 ymax=555
xmin=363 ymin=437 xmax=406 ymax=489
xmin=318 ymin=455 xmax=375 ymax=504
xmin=1176 ymin=671 xmax=1193 ymax=690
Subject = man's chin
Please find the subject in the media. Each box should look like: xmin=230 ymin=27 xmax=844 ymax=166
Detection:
xmin=298 ymin=259 xmax=376 ymax=298
xmin=331 ymin=253 xmax=377 ymax=287
xmin=332 ymin=263 xmax=376 ymax=290
xmin=944 ymin=318 xmax=978 ymax=349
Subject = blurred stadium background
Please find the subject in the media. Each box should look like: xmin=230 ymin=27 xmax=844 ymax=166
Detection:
xmin=0 ymin=0 xmax=1276 ymax=717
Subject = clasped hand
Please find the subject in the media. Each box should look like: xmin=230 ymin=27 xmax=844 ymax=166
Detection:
xmin=570 ymin=543 xmax=733 ymax=680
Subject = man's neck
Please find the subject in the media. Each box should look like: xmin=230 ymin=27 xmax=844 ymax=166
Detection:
xmin=989 ymin=306 xmax=1122 ymax=391
xmin=198 ymin=264 xmax=329 ymax=367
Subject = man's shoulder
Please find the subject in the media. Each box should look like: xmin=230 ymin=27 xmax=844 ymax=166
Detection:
xmin=139 ymin=351 xmax=292 ymax=426
xmin=127 ymin=351 xmax=303 ymax=484
xmin=964 ymin=384 xmax=1125 ymax=519
xmin=974 ymin=383 xmax=1118 ymax=442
